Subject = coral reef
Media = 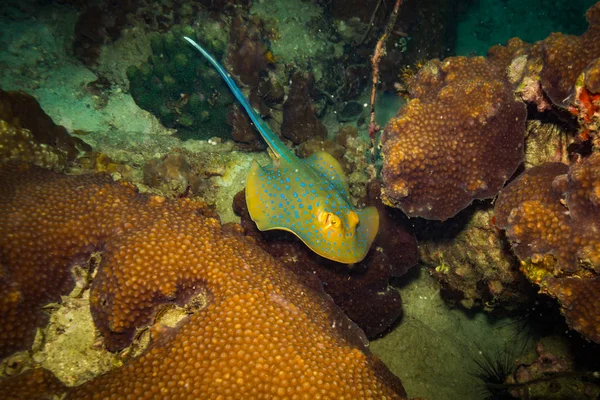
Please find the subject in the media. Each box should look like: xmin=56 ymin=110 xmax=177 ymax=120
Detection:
xmin=232 ymin=180 xmax=418 ymax=338
xmin=281 ymin=71 xmax=328 ymax=145
xmin=73 ymin=0 xmax=236 ymax=65
xmin=380 ymin=40 xmax=528 ymax=220
xmin=417 ymin=118 xmax=571 ymax=311
xmin=73 ymin=2 xmax=135 ymax=66
xmin=228 ymin=105 xmax=264 ymax=150
xmin=0 ymin=166 xmax=118 ymax=358
xmin=0 ymin=368 xmax=67 ymax=400
xmin=508 ymin=342 xmax=600 ymax=399
xmin=143 ymin=152 xmax=204 ymax=197
xmin=539 ymin=3 xmax=600 ymax=107
xmin=495 ymin=154 xmax=600 ymax=343
xmin=0 ymin=88 xmax=90 ymax=165
xmin=571 ymin=58 xmax=600 ymax=149
xmin=0 ymin=164 xmax=407 ymax=398
xmin=418 ymin=205 xmax=531 ymax=311
xmin=126 ymin=25 xmax=233 ymax=139
xmin=227 ymin=12 xmax=274 ymax=88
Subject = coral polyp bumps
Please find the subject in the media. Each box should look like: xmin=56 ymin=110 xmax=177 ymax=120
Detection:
xmin=0 ymin=163 xmax=407 ymax=399
xmin=380 ymin=3 xmax=600 ymax=342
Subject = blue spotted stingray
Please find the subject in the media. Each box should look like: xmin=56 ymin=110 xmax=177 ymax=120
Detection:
xmin=184 ymin=36 xmax=379 ymax=263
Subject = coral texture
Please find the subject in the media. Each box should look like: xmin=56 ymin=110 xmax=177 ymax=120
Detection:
xmin=127 ymin=25 xmax=233 ymax=139
xmin=539 ymin=3 xmax=600 ymax=107
xmin=227 ymin=12 xmax=273 ymax=88
xmin=0 ymin=88 xmax=90 ymax=164
xmin=0 ymin=119 xmax=63 ymax=169
xmin=418 ymin=206 xmax=530 ymax=311
xmin=0 ymin=166 xmax=117 ymax=358
xmin=143 ymin=152 xmax=203 ymax=196
xmin=0 ymin=368 xmax=67 ymax=400
xmin=570 ymin=58 xmax=600 ymax=150
xmin=495 ymin=154 xmax=600 ymax=342
xmin=0 ymin=164 xmax=406 ymax=398
xmin=380 ymin=43 xmax=527 ymax=221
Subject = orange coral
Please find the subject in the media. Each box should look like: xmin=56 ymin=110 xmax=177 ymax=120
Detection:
xmin=380 ymin=42 xmax=527 ymax=220
xmin=495 ymin=154 xmax=600 ymax=342
xmin=0 ymin=164 xmax=406 ymax=398
xmin=0 ymin=368 xmax=66 ymax=400
xmin=0 ymin=165 xmax=123 ymax=358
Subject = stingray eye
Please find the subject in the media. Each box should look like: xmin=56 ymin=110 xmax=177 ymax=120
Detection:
xmin=326 ymin=213 xmax=340 ymax=228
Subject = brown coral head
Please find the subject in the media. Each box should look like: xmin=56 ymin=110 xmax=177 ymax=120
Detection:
xmin=495 ymin=154 xmax=600 ymax=343
xmin=381 ymin=56 xmax=526 ymax=221
xmin=539 ymin=2 xmax=600 ymax=107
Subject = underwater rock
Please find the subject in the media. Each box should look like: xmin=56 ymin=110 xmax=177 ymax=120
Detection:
xmin=0 ymin=164 xmax=407 ymax=398
xmin=197 ymin=0 xmax=250 ymax=11
xmin=336 ymin=101 xmax=364 ymax=123
xmin=228 ymin=105 xmax=265 ymax=150
xmin=143 ymin=152 xmax=203 ymax=197
xmin=227 ymin=12 xmax=274 ymax=88
xmin=296 ymin=138 xmax=345 ymax=161
xmin=73 ymin=0 xmax=229 ymax=65
xmin=495 ymin=154 xmax=600 ymax=343
xmin=380 ymin=40 xmax=528 ymax=221
xmin=508 ymin=342 xmax=600 ymax=399
xmin=523 ymin=119 xmax=573 ymax=169
xmin=135 ymin=0 xmax=232 ymax=33
xmin=281 ymin=71 xmax=328 ymax=145
xmin=73 ymin=2 xmax=137 ymax=66
xmin=258 ymin=78 xmax=285 ymax=106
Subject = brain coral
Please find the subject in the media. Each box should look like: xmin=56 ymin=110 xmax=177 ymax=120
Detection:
xmin=539 ymin=2 xmax=600 ymax=107
xmin=495 ymin=153 xmax=600 ymax=342
xmin=380 ymin=44 xmax=527 ymax=221
xmin=0 ymin=164 xmax=406 ymax=399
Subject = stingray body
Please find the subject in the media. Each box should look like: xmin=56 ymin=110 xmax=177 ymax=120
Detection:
xmin=184 ymin=37 xmax=379 ymax=263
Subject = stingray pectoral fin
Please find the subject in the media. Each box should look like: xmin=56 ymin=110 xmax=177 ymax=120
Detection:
xmin=303 ymin=152 xmax=350 ymax=197
xmin=355 ymin=205 xmax=380 ymax=257
xmin=246 ymin=160 xmax=272 ymax=230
